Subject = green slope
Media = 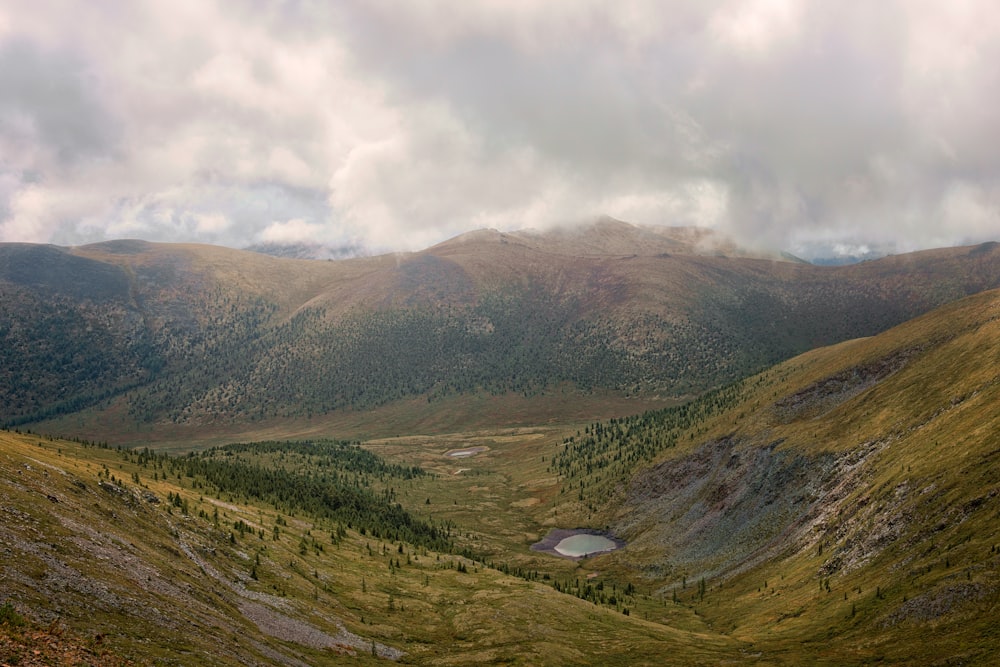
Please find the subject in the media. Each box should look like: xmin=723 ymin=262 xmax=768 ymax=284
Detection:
xmin=0 ymin=430 xmax=746 ymax=665
xmin=554 ymin=287 xmax=1000 ymax=664
xmin=3 ymin=288 xmax=1000 ymax=665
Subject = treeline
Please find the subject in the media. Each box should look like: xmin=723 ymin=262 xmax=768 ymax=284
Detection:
xmin=210 ymin=284 xmax=641 ymax=418
xmin=140 ymin=277 xmax=934 ymax=425
xmin=1 ymin=279 xmax=786 ymax=428
xmin=0 ymin=287 xmax=157 ymax=424
xmin=550 ymin=378 xmax=758 ymax=503
xmin=182 ymin=457 xmax=450 ymax=550
xmin=0 ymin=274 xmax=280 ymax=426
xmin=491 ymin=561 xmax=639 ymax=615
xmin=124 ymin=292 xmax=279 ymax=423
xmin=211 ymin=440 xmax=427 ymax=481
xmin=145 ymin=282 xmax=771 ymax=424
xmin=125 ymin=439 xmax=453 ymax=552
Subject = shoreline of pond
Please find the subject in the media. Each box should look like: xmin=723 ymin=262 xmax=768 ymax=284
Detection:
xmin=530 ymin=528 xmax=625 ymax=560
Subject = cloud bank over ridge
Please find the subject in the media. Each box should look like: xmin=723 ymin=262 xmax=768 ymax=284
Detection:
xmin=1 ymin=1 xmax=998 ymax=257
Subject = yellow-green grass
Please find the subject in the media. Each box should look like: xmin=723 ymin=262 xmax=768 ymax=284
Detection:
xmin=592 ymin=288 xmax=1000 ymax=664
xmin=7 ymin=288 xmax=1000 ymax=664
xmin=34 ymin=387 xmax=681 ymax=453
xmin=0 ymin=429 xmax=747 ymax=665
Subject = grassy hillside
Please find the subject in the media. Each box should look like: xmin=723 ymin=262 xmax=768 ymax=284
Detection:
xmin=0 ymin=429 xmax=749 ymax=666
xmin=550 ymin=287 xmax=1000 ymax=664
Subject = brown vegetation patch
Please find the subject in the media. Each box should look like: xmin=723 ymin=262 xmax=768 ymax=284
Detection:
xmin=884 ymin=582 xmax=990 ymax=626
xmin=772 ymin=347 xmax=922 ymax=423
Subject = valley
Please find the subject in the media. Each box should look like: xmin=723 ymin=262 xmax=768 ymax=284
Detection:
xmin=2 ymin=225 xmax=1000 ymax=665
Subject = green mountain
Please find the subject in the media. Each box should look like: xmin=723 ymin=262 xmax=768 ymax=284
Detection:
xmin=2 ymin=224 xmax=999 ymax=446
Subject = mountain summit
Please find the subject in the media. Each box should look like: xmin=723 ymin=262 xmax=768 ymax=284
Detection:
xmin=432 ymin=217 xmax=794 ymax=260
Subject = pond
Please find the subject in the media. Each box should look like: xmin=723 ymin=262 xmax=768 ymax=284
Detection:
xmin=553 ymin=533 xmax=618 ymax=558
xmin=444 ymin=446 xmax=488 ymax=458
xmin=531 ymin=529 xmax=625 ymax=560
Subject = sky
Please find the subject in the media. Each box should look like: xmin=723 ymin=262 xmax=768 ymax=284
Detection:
xmin=1 ymin=1 xmax=998 ymax=258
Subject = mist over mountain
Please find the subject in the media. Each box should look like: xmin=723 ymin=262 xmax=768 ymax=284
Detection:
xmin=789 ymin=239 xmax=897 ymax=265
xmin=243 ymin=241 xmax=369 ymax=261
xmin=4 ymin=3 xmax=998 ymax=261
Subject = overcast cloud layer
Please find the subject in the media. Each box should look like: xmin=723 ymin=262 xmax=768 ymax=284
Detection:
xmin=1 ymin=1 xmax=998 ymax=257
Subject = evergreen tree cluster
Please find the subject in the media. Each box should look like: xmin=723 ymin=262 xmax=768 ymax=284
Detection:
xmin=550 ymin=380 xmax=753 ymax=501
xmin=160 ymin=283 xmax=643 ymax=421
xmin=125 ymin=440 xmax=452 ymax=552
xmin=491 ymin=561 xmax=638 ymax=614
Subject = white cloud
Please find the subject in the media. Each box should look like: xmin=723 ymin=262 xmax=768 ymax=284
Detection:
xmin=939 ymin=182 xmax=1000 ymax=241
xmin=194 ymin=212 xmax=230 ymax=235
xmin=709 ymin=0 xmax=802 ymax=56
xmin=257 ymin=218 xmax=326 ymax=245
xmin=0 ymin=1 xmax=997 ymax=255
xmin=1 ymin=186 xmax=55 ymax=243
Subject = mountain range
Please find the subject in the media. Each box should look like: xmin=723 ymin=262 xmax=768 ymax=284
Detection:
xmin=3 ymin=219 xmax=999 ymax=448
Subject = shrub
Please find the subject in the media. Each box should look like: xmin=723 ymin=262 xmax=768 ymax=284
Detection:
xmin=0 ymin=602 xmax=26 ymax=627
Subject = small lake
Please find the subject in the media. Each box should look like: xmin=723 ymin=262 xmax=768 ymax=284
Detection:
xmin=531 ymin=529 xmax=625 ymax=560
xmin=554 ymin=534 xmax=618 ymax=558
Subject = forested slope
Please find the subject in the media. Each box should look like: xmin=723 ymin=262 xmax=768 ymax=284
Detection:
xmin=2 ymin=225 xmax=999 ymax=436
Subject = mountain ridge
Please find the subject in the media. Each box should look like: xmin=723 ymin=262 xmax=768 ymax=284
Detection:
xmin=2 ymin=221 xmax=999 ymax=443
xmin=429 ymin=217 xmax=795 ymax=260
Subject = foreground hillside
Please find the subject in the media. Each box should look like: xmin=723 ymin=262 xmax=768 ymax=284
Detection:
xmin=0 ymin=430 xmax=747 ymax=665
xmin=2 ymin=223 xmax=999 ymax=444
xmin=553 ymin=287 xmax=1000 ymax=664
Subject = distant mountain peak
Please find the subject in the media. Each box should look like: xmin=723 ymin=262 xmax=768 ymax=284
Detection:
xmin=432 ymin=218 xmax=796 ymax=261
